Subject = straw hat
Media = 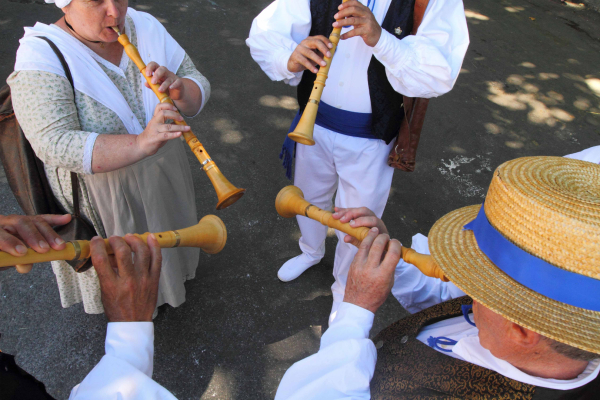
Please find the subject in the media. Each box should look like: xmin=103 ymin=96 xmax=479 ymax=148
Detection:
xmin=429 ymin=156 xmax=600 ymax=354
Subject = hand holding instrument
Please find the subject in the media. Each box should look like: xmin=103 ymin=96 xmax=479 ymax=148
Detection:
xmin=112 ymin=27 xmax=245 ymax=210
xmin=0 ymin=215 xmax=226 ymax=272
xmin=287 ymin=0 xmax=350 ymax=146
xmin=275 ymin=185 xmax=448 ymax=281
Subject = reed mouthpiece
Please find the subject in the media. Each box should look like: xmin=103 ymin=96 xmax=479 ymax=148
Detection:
xmin=111 ymin=26 xmax=121 ymax=35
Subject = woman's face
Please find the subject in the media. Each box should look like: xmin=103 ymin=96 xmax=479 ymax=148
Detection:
xmin=63 ymin=0 xmax=128 ymax=43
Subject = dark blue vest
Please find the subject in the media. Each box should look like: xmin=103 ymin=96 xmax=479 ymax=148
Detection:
xmin=297 ymin=0 xmax=416 ymax=144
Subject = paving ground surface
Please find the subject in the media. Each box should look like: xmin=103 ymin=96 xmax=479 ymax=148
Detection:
xmin=0 ymin=0 xmax=599 ymax=398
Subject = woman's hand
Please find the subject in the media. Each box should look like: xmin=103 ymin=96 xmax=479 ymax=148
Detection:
xmin=145 ymin=62 xmax=186 ymax=101
xmin=135 ymin=103 xmax=190 ymax=157
xmin=332 ymin=206 xmax=389 ymax=247
xmin=144 ymin=63 xmax=202 ymax=116
xmin=287 ymin=36 xmax=333 ymax=74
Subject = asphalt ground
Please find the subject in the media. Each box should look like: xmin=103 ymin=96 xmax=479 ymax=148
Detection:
xmin=0 ymin=0 xmax=599 ymax=398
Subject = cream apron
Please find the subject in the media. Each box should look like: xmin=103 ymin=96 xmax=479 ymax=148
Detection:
xmin=84 ymin=139 xmax=200 ymax=309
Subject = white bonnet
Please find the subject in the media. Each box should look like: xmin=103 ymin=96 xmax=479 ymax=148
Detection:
xmin=45 ymin=0 xmax=72 ymax=8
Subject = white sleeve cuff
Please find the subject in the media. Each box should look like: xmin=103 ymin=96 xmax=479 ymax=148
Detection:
xmin=180 ymin=76 xmax=207 ymax=117
xmin=105 ymin=322 xmax=155 ymax=378
xmin=275 ymin=46 xmax=304 ymax=86
xmin=373 ymin=29 xmax=413 ymax=72
xmin=320 ymin=302 xmax=374 ymax=350
xmin=82 ymin=132 xmax=99 ymax=175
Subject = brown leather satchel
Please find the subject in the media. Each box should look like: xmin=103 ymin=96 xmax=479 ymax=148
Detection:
xmin=387 ymin=0 xmax=431 ymax=172
xmin=0 ymin=37 xmax=97 ymax=272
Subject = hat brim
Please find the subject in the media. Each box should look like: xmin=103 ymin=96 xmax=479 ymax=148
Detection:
xmin=429 ymin=205 xmax=600 ymax=354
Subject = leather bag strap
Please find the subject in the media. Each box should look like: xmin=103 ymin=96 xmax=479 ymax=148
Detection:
xmin=36 ymin=37 xmax=81 ymax=218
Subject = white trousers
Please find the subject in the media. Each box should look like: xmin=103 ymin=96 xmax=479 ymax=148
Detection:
xmin=293 ymin=124 xmax=395 ymax=320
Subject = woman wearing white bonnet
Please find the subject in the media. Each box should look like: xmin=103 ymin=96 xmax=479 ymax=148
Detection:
xmin=8 ymin=0 xmax=211 ymax=314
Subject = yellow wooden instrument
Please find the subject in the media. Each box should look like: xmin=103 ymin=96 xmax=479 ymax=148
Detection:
xmin=288 ymin=0 xmax=350 ymax=146
xmin=112 ymin=27 xmax=244 ymax=210
xmin=275 ymin=186 xmax=448 ymax=281
xmin=0 ymin=215 xmax=226 ymax=272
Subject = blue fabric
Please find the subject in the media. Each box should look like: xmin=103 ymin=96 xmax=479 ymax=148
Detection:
xmin=464 ymin=205 xmax=600 ymax=311
xmin=279 ymin=112 xmax=301 ymax=180
xmin=427 ymin=336 xmax=458 ymax=353
xmin=316 ymin=101 xmax=374 ymax=138
xmin=279 ymin=103 xmax=374 ymax=180
xmin=462 ymin=305 xmax=476 ymax=327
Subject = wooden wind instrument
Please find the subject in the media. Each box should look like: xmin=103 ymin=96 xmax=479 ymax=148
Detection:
xmin=0 ymin=215 xmax=227 ymax=272
xmin=112 ymin=27 xmax=245 ymax=210
xmin=288 ymin=0 xmax=350 ymax=146
xmin=275 ymin=186 xmax=449 ymax=281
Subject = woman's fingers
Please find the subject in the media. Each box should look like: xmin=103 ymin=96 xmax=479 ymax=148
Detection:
xmin=145 ymin=62 xmax=159 ymax=77
xmin=158 ymin=77 xmax=175 ymax=93
xmin=153 ymin=103 xmax=178 ymax=116
xmin=150 ymin=66 xmax=169 ymax=84
xmin=157 ymin=123 xmax=189 ymax=133
xmin=157 ymin=110 xmax=184 ymax=122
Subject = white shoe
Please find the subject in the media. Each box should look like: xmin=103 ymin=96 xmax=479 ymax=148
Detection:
xmin=277 ymin=254 xmax=321 ymax=282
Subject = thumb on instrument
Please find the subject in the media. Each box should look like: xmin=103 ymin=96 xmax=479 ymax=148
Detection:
xmin=15 ymin=264 xmax=33 ymax=274
xmin=355 ymin=227 xmax=378 ymax=265
xmin=147 ymin=234 xmax=163 ymax=284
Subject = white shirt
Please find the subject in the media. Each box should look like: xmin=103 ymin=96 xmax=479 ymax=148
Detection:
xmin=564 ymin=145 xmax=600 ymax=164
xmin=275 ymin=232 xmax=600 ymax=399
xmin=246 ymin=0 xmax=470 ymax=112
xmin=69 ymin=322 xmax=177 ymax=400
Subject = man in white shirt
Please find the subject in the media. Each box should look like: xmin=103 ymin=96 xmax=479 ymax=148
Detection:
xmin=275 ymin=154 xmax=600 ymax=399
xmin=247 ymin=0 xmax=469 ymax=323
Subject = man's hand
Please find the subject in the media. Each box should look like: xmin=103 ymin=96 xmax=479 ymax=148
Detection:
xmin=333 ymin=0 xmax=382 ymax=47
xmin=91 ymin=234 xmax=162 ymax=322
xmin=343 ymin=228 xmax=402 ymax=314
xmin=332 ymin=207 xmax=388 ymax=247
xmin=0 ymin=214 xmax=71 ymax=273
xmin=288 ymin=36 xmax=333 ymax=74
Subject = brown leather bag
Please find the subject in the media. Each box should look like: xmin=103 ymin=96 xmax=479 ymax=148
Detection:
xmin=387 ymin=0 xmax=431 ymax=172
xmin=0 ymin=37 xmax=97 ymax=272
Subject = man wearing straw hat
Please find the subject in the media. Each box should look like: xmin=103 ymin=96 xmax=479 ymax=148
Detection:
xmin=275 ymin=155 xmax=600 ymax=399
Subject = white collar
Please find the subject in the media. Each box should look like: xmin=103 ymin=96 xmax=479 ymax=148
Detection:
xmin=419 ymin=315 xmax=600 ymax=390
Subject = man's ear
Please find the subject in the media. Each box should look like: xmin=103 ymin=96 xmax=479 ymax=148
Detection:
xmin=508 ymin=322 xmax=542 ymax=348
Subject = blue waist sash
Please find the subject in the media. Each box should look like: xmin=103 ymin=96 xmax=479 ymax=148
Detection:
xmin=464 ymin=205 xmax=600 ymax=311
xmin=279 ymin=102 xmax=375 ymax=180
xmin=315 ymin=101 xmax=374 ymax=139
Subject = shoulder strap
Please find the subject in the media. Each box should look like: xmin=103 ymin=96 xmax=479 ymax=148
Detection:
xmin=36 ymin=36 xmax=81 ymax=218
xmin=412 ymin=0 xmax=430 ymax=35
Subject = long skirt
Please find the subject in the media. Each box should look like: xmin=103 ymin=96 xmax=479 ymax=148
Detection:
xmin=51 ymin=139 xmax=200 ymax=314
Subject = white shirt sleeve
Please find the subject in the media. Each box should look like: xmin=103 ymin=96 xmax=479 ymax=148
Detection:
xmin=275 ymin=302 xmax=376 ymax=400
xmin=372 ymin=0 xmax=470 ymax=98
xmin=392 ymin=234 xmax=466 ymax=313
xmin=69 ymin=322 xmax=178 ymax=400
xmin=564 ymin=145 xmax=600 ymax=164
xmin=246 ymin=0 xmax=311 ymax=85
